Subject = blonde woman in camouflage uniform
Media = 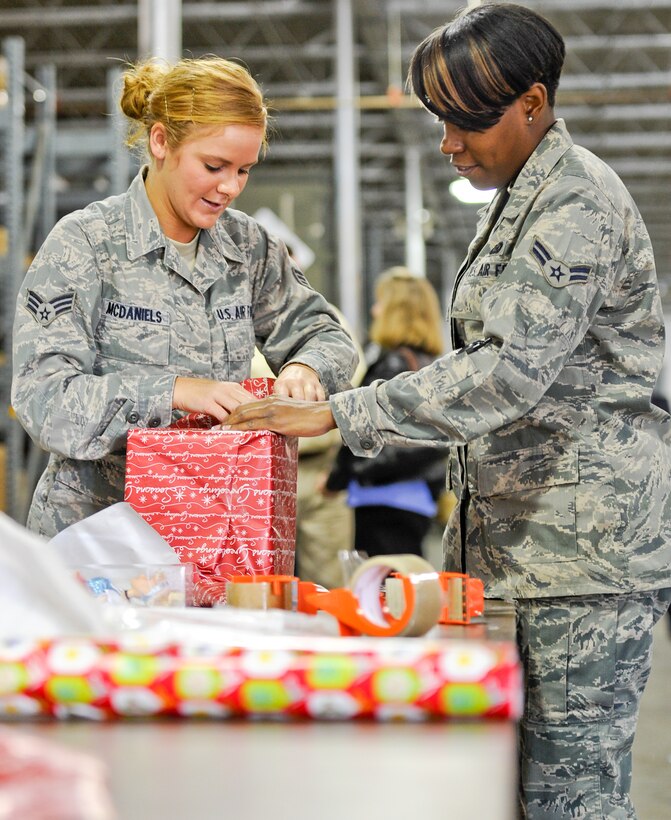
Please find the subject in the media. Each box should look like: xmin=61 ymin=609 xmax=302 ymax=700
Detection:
xmin=228 ymin=5 xmax=671 ymax=817
xmin=12 ymin=56 xmax=357 ymax=537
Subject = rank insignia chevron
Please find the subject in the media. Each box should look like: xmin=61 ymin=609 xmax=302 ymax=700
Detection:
xmin=530 ymin=238 xmax=591 ymax=288
xmin=25 ymin=289 xmax=76 ymax=327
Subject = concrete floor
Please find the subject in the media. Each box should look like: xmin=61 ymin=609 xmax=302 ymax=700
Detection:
xmin=632 ymin=616 xmax=671 ymax=820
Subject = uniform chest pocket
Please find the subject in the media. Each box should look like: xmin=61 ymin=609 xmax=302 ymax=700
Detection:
xmin=95 ymin=314 xmax=171 ymax=365
xmin=452 ymin=256 xmax=508 ymax=321
xmin=474 ymin=444 xmax=579 ymax=564
xmin=222 ymin=320 xmax=255 ymax=362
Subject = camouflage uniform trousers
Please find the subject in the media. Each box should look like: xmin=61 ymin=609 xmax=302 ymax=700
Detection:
xmin=516 ymin=587 xmax=671 ymax=819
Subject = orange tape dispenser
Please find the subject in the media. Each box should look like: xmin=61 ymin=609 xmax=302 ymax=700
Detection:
xmin=225 ymin=557 xmax=479 ymax=638
xmin=436 ymin=572 xmax=485 ymax=625
xmin=301 ymin=554 xmax=443 ymax=637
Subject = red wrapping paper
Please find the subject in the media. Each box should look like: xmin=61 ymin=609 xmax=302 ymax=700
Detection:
xmin=0 ymin=636 xmax=523 ymax=722
xmin=124 ymin=378 xmax=298 ymax=605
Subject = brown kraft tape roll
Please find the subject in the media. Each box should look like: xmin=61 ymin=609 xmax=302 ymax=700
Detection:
xmin=226 ymin=579 xmax=296 ymax=610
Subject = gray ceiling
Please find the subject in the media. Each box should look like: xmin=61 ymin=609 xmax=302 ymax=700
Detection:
xmin=2 ymin=0 xmax=671 ymax=306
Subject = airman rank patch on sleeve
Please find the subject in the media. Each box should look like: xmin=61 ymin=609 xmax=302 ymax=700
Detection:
xmin=25 ymin=289 xmax=75 ymax=327
xmin=530 ymin=238 xmax=591 ymax=288
xmin=291 ymin=266 xmax=313 ymax=289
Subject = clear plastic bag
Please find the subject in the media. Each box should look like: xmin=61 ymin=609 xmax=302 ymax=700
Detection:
xmin=337 ymin=549 xmax=369 ymax=585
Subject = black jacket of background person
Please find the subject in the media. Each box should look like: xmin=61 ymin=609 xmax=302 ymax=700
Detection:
xmin=326 ymin=346 xmax=448 ymax=499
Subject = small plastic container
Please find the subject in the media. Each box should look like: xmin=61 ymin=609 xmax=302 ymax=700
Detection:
xmin=72 ymin=563 xmax=194 ymax=607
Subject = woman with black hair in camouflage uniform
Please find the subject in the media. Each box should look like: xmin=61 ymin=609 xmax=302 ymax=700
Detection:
xmin=228 ymin=5 xmax=671 ymax=817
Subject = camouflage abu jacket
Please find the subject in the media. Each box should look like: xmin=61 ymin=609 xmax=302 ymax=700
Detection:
xmin=330 ymin=119 xmax=671 ymax=599
xmin=12 ymin=169 xmax=357 ymax=537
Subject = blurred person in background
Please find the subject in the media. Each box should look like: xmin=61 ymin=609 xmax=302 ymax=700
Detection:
xmin=323 ymin=267 xmax=448 ymax=558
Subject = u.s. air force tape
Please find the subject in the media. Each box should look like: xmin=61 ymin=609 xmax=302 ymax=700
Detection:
xmin=348 ymin=554 xmax=443 ymax=637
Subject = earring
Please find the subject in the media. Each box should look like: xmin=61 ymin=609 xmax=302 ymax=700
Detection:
xmin=527 ymin=115 xmax=533 ymax=123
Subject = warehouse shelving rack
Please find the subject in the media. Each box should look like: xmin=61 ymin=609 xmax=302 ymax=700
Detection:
xmin=0 ymin=36 xmax=132 ymax=523
xmin=0 ymin=36 xmax=57 ymax=523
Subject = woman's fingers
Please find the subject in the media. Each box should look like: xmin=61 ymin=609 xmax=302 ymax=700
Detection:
xmin=172 ymin=377 xmax=256 ymax=422
xmin=173 ymin=377 xmax=336 ymax=433
xmin=274 ymin=364 xmax=326 ymax=401
xmin=224 ymin=399 xmax=273 ymax=429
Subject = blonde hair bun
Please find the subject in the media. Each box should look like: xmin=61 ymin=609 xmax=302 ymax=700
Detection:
xmin=119 ymin=56 xmax=268 ymax=156
xmin=120 ymin=60 xmax=170 ymax=121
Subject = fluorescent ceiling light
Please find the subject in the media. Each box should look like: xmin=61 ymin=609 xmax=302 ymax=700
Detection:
xmin=449 ymin=178 xmax=496 ymax=204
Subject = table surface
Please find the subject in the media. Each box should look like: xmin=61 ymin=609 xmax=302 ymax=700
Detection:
xmin=16 ymin=601 xmax=520 ymax=820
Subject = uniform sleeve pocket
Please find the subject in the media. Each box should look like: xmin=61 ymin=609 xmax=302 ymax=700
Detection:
xmin=476 ymin=444 xmax=579 ymax=563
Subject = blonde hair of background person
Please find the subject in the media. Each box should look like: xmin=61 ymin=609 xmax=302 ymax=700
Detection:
xmin=11 ymin=54 xmax=357 ymax=539
xmin=368 ymin=267 xmax=444 ymax=357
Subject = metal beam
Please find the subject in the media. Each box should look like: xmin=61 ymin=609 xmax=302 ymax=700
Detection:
xmin=577 ymin=132 xmax=671 ymax=151
xmin=0 ymin=1 xmax=327 ymax=28
xmin=24 ymin=44 xmax=357 ymax=69
xmin=607 ymin=158 xmax=671 ymax=175
xmin=0 ymin=37 xmax=26 ymax=520
xmin=564 ymin=33 xmax=671 ymax=51
xmin=557 ymin=103 xmax=671 ymax=121
xmin=404 ymin=145 xmax=425 ymax=277
xmin=138 ymin=0 xmax=183 ymax=63
xmin=334 ymin=0 xmax=363 ymax=337
xmin=107 ymin=69 xmax=133 ymax=195
xmin=24 ymin=33 xmax=671 ymax=75
xmin=559 ymin=73 xmax=671 ymax=92
xmin=389 ymin=0 xmax=671 ymax=10
xmin=0 ymin=6 xmax=138 ymax=27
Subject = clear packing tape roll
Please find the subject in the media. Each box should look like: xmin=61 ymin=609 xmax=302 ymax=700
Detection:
xmin=347 ymin=554 xmax=443 ymax=637
xmin=226 ymin=554 xmax=447 ymax=638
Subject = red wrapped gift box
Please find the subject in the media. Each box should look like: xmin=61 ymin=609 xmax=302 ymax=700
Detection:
xmin=124 ymin=379 xmax=298 ymax=606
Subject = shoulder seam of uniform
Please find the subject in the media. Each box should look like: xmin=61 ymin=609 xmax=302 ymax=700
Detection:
xmin=556 ymin=148 xmax=628 ymax=221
